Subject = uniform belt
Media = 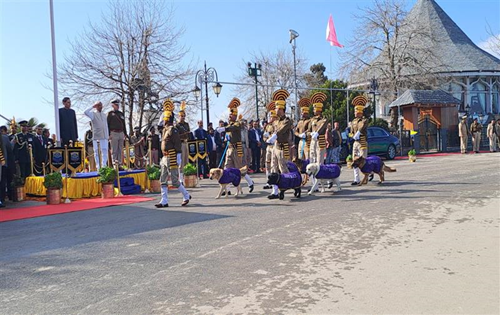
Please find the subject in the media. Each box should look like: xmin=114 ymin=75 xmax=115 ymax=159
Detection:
xmin=110 ymin=129 xmax=123 ymax=132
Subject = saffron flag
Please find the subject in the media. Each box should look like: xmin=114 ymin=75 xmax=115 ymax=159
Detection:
xmin=326 ymin=14 xmax=343 ymax=48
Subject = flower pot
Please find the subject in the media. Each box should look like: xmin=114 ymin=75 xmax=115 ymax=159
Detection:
xmin=46 ymin=188 xmax=61 ymax=205
xmin=101 ymin=183 xmax=115 ymax=199
xmin=409 ymin=155 xmax=417 ymax=162
xmin=150 ymin=179 xmax=161 ymax=193
xmin=14 ymin=186 xmax=25 ymax=202
xmin=184 ymin=175 xmax=198 ymax=188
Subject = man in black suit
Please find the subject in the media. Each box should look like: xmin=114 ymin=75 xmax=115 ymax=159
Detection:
xmin=59 ymin=97 xmax=78 ymax=146
xmin=32 ymin=125 xmax=48 ymax=176
xmin=193 ymin=120 xmax=210 ymax=178
xmin=248 ymin=120 xmax=263 ymax=173
xmin=215 ymin=120 xmax=227 ymax=167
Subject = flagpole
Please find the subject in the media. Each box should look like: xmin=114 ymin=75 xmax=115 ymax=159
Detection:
xmin=49 ymin=0 xmax=61 ymax=146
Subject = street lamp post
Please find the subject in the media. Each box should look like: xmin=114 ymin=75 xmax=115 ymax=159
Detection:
xmin=369 ymin=77 xmax=380 ymax=121
xmin=289 ymin=29 xmax=299 ymax=120
xmin=247 ymin=62 xmax=262 ymax=120
xmin=194 ymin=61 xmax=222 ymax=126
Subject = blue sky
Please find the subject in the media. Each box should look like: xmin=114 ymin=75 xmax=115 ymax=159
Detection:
xmin=1 ymin=0 xmax=499 ymax=138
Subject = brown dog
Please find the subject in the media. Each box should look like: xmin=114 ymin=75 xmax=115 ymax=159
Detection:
xmin=209 ymin=166 xmax=248 ymax=199
xmin=351 ymin=156 xmax=396 ymax=185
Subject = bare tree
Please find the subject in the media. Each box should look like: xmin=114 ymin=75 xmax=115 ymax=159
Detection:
xmin=234 ymin=48 xmax=307 ymax=121
xmin=340 ymin=0 xmax=446 ymax=127
xmin=58 ymin=0 xmax=194 ymax=133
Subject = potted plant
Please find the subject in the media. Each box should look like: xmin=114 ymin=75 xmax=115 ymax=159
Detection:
xmin=345 ymin=154 xmax=354 ymax=169
xmin=97 ymin=166 xmax=117 ymax=198
xmin=11 ymin=174 xmax=25 ymax=202
xmin=408 ymin=149 xmax=417 ymax=162
xmin=43 ymin=172 xmax=63 ymax=205
xmin=183 ymin=163 xmax=198 ymax=188
xmin=147 ymin=165 xmax=161 ymax=193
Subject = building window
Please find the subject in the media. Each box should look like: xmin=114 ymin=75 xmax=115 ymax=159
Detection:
xmin=493 ymin=83 xmax=499 ymax=114
xmin=468 ymin=81 xmax=486 ymax=115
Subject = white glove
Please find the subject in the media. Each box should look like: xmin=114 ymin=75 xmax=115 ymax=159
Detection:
xmin=216 ymin=127 xmax=225 ymax=133
xmin=266 ymin=133 xmax=277 ymax=144
xmin=353 ymin=131 xmax=361 ymax=141
xmin=311 ymin=132 xmax=319 ymax=140
xmin=176 ymin=153 xmax=182 ymax=166
xmin=299 ymin=133 xmax=306 ymax=139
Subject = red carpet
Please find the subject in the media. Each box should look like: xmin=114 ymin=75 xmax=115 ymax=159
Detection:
xmin=0 ymin=196 xmax=155 ymax=223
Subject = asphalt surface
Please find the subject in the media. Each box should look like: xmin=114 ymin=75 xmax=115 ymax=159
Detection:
xmin=1 ymin=153 xmax=499 ymax=314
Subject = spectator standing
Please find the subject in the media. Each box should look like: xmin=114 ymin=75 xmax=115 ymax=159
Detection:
xmin=325 ymin=123 xmax=334 ymax=164
xmin=107 ymin=99 xmax=127 ymax=165
xmin=208 ymin=127 xmax=218 ymax=169
xmin=13 ymin=120 xmax=34 ymax=180
xmin=458 ymin=116 xmax=469 ymax=154
xmin=59 ymin=97 xmax=78 ymax=146
xmin=84 ymin=101 xmax=109 ymax=169
xmin=470 ymin=117 xmax=482 ymax=153
xmin=194 ymin=120 xmax=210 ymax=178
xmin=148 ymin=127 xmax=160 ymax=165
xmin=248 ymin=120 xmax=263 ymax=173
xmin=240 ymin=119 xmax=250 ymax=169
xmin=487 ymin=120 xmax=497 ymax=152
xmin=215 ymin=120 xmax=227 ymax=167
xmin=32 ymin=125 xmax=48 ymax=175
xmin=131 ymin=127 xmax=146 ymax=169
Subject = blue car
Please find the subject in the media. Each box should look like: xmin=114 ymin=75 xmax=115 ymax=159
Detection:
xmin=340 ymin=126 xmax=400 ymax=161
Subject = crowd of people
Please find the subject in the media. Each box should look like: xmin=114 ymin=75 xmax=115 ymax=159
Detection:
xmin=458 ymin=116 xmax=500 ymax=154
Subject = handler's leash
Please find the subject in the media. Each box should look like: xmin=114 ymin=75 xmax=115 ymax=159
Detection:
xmin=217 ymin=135 xmax=230 ymax=169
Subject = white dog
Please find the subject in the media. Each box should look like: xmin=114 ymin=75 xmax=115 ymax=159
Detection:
xmin=306 ymin=163 xmax=342 ymax=195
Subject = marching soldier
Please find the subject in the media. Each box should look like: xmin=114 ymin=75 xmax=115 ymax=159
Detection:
xmin=13 ymin=120 xmax=34 ymax=180
xmin=263 ymin=101 xmax=278 ymax=189
xmin=458 ymin=116 xmax=469 ymax=154
xmin=308 ymin=92 xmax=328 ymax=164
xmin=295 ymin=97 xmax=311 ymax=160
xmin=218 ymin=98 xmax=254 ymax=192
xmin=267 ymin=89 xmax=292 ymax=199
xmin=155 ymin=99 xmax=191 ymax=208
xmin=470 ymin=117 xmax=482 ymax=153
xmin=350 ymin=95 xmax=369 ymax=185
xmin=175 ymin=101 xmax=191 ymax=171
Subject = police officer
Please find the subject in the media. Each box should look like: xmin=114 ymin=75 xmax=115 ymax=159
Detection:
xmin=308 ymin=92 xmax=328 ymax=164
xmin=219 ymin=98 xmax=254 ymax=193
xmin=470 ymin=117 xmax=482 ymax=153
xmin=155 ymin=99 xmax=191 ymax=208
xmin=175 ymin=101 xmax=191 ymax=172
xmin=267 ymin=89 xmax=292 ymax=199
xmin=350 ymin=95 xmax=369 ymax=185
xmin=263 ymin=102 xmax=278 ymax=189
xmin=13 ymin=120 xmax=34 ymax=179
xmin=295 ymin=97 xmax=311 ymax=161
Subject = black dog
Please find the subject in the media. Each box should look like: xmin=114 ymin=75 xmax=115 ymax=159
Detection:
xmin=267 ymin=172 xmax=302 ymax=200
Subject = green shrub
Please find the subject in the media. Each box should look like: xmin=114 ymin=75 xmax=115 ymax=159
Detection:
xmin=147 ymin=165 xmax=161 ymax=180
xmin=43 ymin=172 xmax=63 ymax=189
xmin=97 ymin=166 xmax=117 ymax=184
xmin=183 ymin=163 xmax=197 ymax=176
xmin=408 ymin=149 xmax=416 ymax=156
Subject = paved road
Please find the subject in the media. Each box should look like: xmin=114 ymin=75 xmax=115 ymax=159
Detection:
xmin=1 ymin=153 xmax=499 ymax=314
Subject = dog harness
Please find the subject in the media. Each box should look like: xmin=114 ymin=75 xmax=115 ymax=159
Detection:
xmin=360 ymin=156 xmax=383 ymax=174
xmin=315 ymin=164 xmax=341 ymax=179
xmin=219 ymin=168 xmax=242 ymax=186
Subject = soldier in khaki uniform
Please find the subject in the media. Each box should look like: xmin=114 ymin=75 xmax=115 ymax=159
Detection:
xmin=175 ymin=101 xmax=191 ymax=171
xmin=267 ymin=89 xmax=292 ymax=199
xmin=263 ymin=101 xmax=278 ymax=189
xmin=350 ymin=95 xmax=369 ymax=185
xmin=221 ymin=98 xmax=254 ymax=192
xmin=458 ymin=116 xmax=469 ymax=154
xmin=295 ymin=97 xmax=311 ymax=160
xmin=486 ymin=119 xmax=497 ymax=152
xmin=308 ymin=92 xmax=328 ymax=164
xmin=470 ymin=117 xmax=482 ymax=153
xmin=156 ymin=99 xmax=191 ymax=208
